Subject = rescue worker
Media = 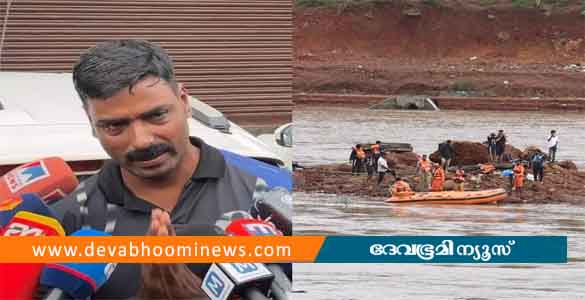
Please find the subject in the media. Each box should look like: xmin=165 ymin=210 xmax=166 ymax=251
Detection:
xmin=547 ymin=130 xmax=559 ymax=163
xmin=431 ymin=163 xmax=445 ymax=192
xmin=371 ymin=141 xmax=382 ymax=170
xmin=486 ymin=132 xmax=497 ymax=162
xmin=391 ymin=177 xmax=412 ymax=196
xmin=454 ymin=166 xmax=465 ymax=191
xmin=531 ymin=152 xmax=546 ymax=182
xmin=377 ymin=152 xmax=396 ymax=185
xmin=438 ymin=140 xmax=455 ymax=172
xmin=415 ymin=154 xmax=432 ymax=192
xmin=495 ymin=130 xmax=507 ymax=163
xmin=350 ymin=144 xmax=365 ymax=175
xmin=513 ymin=161 xmax=525 ymax=197
xmin=365 ymin=149 xmax=375 ymax=179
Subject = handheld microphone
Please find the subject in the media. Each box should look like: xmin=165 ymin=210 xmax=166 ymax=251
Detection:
xmin=1 ymin=193 xmax=55 ymax=228
xmin=0 ymin=209 xmax=65 ymax=300
xmin=250 ymin=187 xmax=292 ymax=236
xmin=221 ymin=213 xmax=291 ymax=300
xmin=202 ymin=263 xmax=274 ymax=300
xmin=0 ymin=157 xmax=79 ymax=204
xmin=40 ymin=229 xmax=116 ymax=300
xmin=200 ymin=211 xmax=277 ymax=300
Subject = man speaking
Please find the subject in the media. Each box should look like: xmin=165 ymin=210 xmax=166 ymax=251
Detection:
xmin=46 ymin=40 xmax=292 ymax=299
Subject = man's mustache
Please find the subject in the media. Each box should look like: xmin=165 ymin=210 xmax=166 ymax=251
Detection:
xmin=126 ymin=143 xmax=173 ymax=162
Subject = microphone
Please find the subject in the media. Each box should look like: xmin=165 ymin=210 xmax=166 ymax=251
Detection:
xmin=0 ymin=209 xmax=65 ymax=300
xmin=250 ymin=186 xmax=292 ymax=236
xmin=202 ymin=263 xmax=273 ymax=300
xmin=0 ymin=157 xmax=79 ymax=204
xmin=40 ymin=229 xmax=116 ymax=300
xmin=1 ymin=193 xmax=55 ymax=227
xmin=221 ymin=213 xmax=291 ymax=300
xmin=199 ymin=211 xmax=275 ymax=300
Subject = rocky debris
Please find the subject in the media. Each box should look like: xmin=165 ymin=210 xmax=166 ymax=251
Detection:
xmin=295 ymin=162 xmax=585 ymax=205
xmin=556 ymin=160 xmax=578 ymax=170
xmin=294 ymin=143 xmax=585 ymax=205
xmin=387 ymin=151 xmax=419 ymax=167
xmin=428 ymin=141 xmax=523 ymax=166
xmin=521 ymin=145 xmax=544 ymax=160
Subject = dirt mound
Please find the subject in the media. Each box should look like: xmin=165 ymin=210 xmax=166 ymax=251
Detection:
xmin=428 ymin=141 xmax=523 ymax=165
xmin=294 ymin=3 xmax=585 ymax=98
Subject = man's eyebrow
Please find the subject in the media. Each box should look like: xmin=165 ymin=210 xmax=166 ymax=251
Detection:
xmin=139 ymin=105 xmax=171 ymax=119
xmin=94 ymin=105 xmax=172 ymax=126
xmin=95 ymin=118 xmax=130 ymax=127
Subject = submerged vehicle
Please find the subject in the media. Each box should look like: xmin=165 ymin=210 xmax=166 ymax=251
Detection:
xmin=0 ymin=72 xmax=286 ymax=177
xmin=386 ymin=188 xmax=507 ymax=204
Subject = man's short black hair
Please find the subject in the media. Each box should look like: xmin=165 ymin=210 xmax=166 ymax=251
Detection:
xmin=73 ymin=39 xmax=177 ymax=106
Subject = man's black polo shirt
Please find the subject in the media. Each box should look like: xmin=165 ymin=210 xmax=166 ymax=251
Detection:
xmin=50 ymin=137 xmax=267 ymax=299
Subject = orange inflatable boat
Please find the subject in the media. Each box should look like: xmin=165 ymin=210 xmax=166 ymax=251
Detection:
xmin=385 ymin=188 xmax=507 ymax=204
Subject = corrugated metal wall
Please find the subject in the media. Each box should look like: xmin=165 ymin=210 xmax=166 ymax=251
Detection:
xmin=0 ymin=0 xmax=293 ymax=126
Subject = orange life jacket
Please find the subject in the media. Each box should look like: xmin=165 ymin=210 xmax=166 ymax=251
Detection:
xmin=418 ymin=159 xmax=431 ymax=172
xmin=371 ymin=144 xmax=381 ymax=154
xmin=433 ymin=167 xmax=445 ymax=181
xmin=513 ymin=164 xmax=525 ymax=177
xmin=356 ymin=148 xmax=366 ymax=159
xmin=392 ymin=180 xmax=412 ymax=194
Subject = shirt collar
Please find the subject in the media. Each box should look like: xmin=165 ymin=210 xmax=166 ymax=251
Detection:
xmin=97 ymin=137 xmax=226 ymax=213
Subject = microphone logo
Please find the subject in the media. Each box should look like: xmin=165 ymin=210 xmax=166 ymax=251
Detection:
xmin=230 ymin=263 xmax=259 ymax=274
xmin=5 ymin=161 xmax=50 ymax=193
xmin=3 ymin=222 xmax=44 ymax=236
xmin=244 ymin=223 xmax=278 ymax=236
xmin=202 ymin=264 xmax=234 ymax=300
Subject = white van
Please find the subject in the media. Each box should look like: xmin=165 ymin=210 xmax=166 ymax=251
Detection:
xmin=0 ymin=72 xmax=285 ymax=176
xmin=257 ymin=123 xmax=293 ymax=171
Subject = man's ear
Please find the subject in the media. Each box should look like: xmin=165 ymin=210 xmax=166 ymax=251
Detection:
xmin=178 ymin=83 xmax=191 ymax=116
xmin=82 ymin=104 xmax=98 ymax=137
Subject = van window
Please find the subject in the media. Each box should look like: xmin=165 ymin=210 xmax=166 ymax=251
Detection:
xmin=279 ymin=124 xmax=293 ymax=147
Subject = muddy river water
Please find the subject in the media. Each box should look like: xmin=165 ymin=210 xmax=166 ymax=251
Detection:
xmin=292 ymin=107 xmax=585 ymax=299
